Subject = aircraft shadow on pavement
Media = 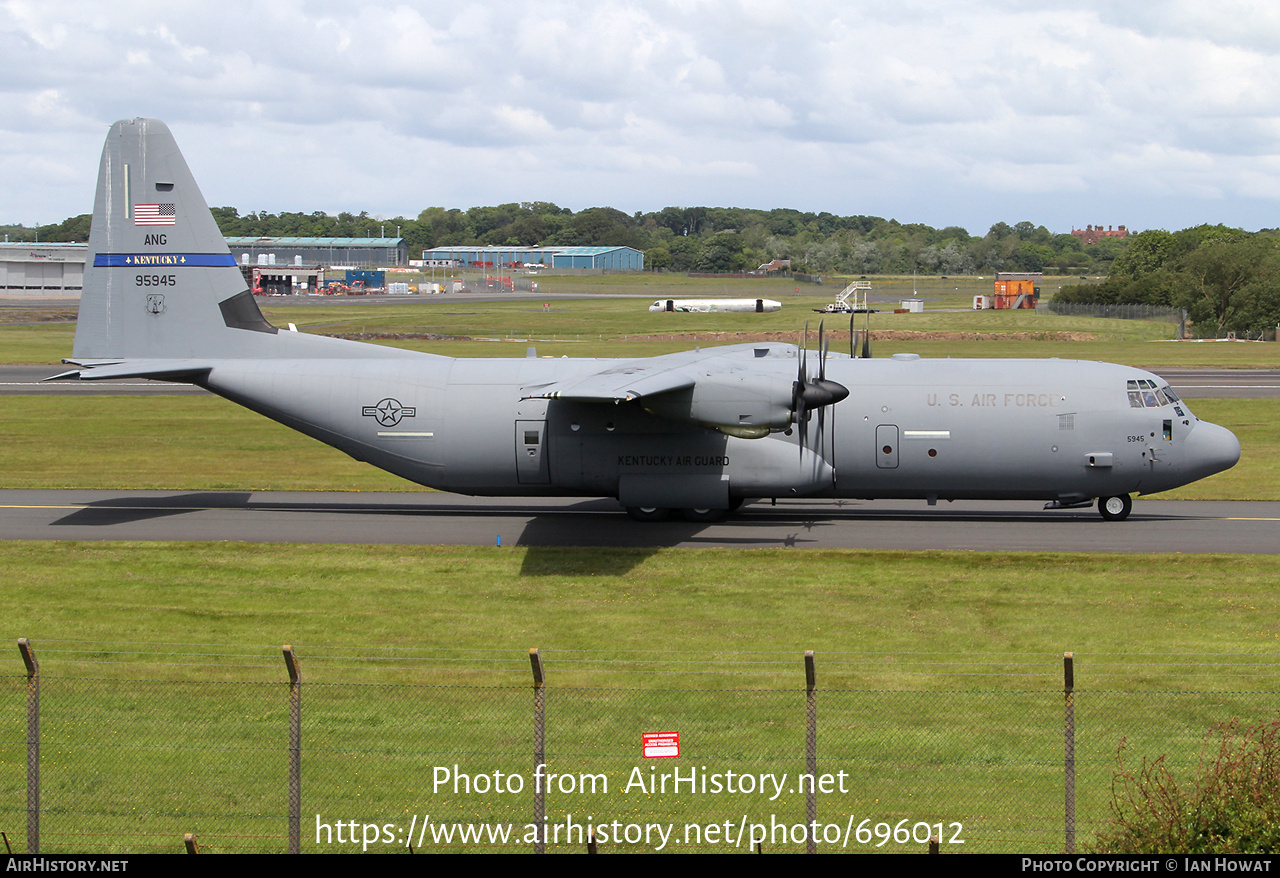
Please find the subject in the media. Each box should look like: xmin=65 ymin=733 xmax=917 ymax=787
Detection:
xmin=51 ymin=493 xmax=256 ymax=527
xmin=515 ymin=502 xmax=843 ymax=575
xmin=46 ymin=493 xmax=1184 ymax=564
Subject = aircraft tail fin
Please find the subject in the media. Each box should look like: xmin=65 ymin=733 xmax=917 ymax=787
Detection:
xmin=72 ymin=118 xmax=280 ymax=361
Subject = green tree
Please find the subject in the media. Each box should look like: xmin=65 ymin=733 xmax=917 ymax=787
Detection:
xmin=644 ymin=246 xmax=672 ymax=271
xmin=1111 ymin=230 xmax=1178 ymax=280
xmin=1178 ymin=237 xmax=1280 ymax=335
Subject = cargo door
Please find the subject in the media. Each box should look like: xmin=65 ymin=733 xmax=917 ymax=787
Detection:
xmin=876 ymin=424 xmax=899 ymax=469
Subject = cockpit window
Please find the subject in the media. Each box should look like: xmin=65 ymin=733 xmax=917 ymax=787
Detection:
xmin=1127 ymin=379 xmax=1181 ymax=410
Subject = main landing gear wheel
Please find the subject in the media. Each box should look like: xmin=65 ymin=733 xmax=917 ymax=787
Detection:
xmin=681 ymin=508 xmax=726 ymax=523
xmin=626 ymin=506 xmax=671 ymax=522
xmin=1098 ymin=495 xmax=1133 ymax=521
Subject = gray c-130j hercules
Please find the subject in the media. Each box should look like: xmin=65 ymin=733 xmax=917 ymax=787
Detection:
xmin=56 ymin=119 xmax=1241 ymax=522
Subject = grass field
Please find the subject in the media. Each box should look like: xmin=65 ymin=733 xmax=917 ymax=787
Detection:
xmin=2 ymin=544 xmax=1279 ymax=853
xmin=4 ymin=278 xmax=1278 ymax=365
xmin=2 ymin=278 xmax=1278 ymax=854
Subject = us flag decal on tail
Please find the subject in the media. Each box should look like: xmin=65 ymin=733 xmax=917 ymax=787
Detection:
xmin=134 ymin=203 xmax=176 ymax=225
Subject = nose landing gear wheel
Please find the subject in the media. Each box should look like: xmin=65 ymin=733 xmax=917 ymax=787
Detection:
xmin=1098 ymin=494 xmax=1133 ymax=521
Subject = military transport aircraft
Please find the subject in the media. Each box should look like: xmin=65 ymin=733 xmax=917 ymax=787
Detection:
xmin=55 ymin=119 xmax=1241 ymax=522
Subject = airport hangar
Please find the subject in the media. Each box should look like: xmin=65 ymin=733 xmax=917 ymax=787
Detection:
xmin=0 ymin=240 xmax=645 ymax=295
xmin=0 ymin=237 xmax=408 ymax=296
xmin=423 ymin=245 xmax=644 ymax=271
xmin=0 ymin=243 xmax=86 ymax=293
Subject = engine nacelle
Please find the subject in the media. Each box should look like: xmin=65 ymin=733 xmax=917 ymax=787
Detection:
xmin=640 ymin=374 xmax=796 ymax=437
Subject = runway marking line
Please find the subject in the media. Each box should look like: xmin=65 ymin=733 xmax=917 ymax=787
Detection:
xmin=1 ymin=505 xmax=1276 ymax=520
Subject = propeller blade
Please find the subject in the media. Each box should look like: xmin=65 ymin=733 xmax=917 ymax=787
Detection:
xmin=802 ymin=320 xmax=810 ymax=376
xmin=792 ymin=318 xmax=849 ymax=459
xmin=795 ymin=392 xmax=808 ymax=459
xmin=817 ymin=320 xmax=827 ymax=382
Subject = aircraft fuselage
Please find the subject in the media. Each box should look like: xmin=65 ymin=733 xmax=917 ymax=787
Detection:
xmin=200 ymin=349 xmax=1237 ymax=510
xmin=62 ymin=119 xmax=1240 ymax=522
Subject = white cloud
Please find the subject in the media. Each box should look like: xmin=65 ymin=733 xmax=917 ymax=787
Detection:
xmin=5 ymin=0 xmax=1280 ymax=232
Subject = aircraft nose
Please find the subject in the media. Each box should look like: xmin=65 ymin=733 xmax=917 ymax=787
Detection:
xmin=1181 ymin=421 xmax=1241 ymax=482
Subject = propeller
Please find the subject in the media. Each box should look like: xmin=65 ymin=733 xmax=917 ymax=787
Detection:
xmin=847 ymin=310 xmax=873 ymax=358
xmin=793 ymin=320 xmax=849 ymax=458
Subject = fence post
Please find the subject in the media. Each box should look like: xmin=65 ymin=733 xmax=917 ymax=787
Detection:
xmin=530 ymin=648 xmax=546 ymax=855
xmin=283 ymin=645 xmax=301 ymax=855
xmin=18 ymin=639 xmax=38 ymax=854
xmin=1064 ymin=652 xmax=1075 ymax=854
xmin=805 ymin=650 xmax=817 ymax=855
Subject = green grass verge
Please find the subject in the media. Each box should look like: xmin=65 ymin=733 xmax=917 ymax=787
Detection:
xmin=0 ymin=395 xmax=423 ymax=492
xmin=2 ymin=544 xmax=1279 ymax=854
xmin=5 ymin=288 xmax=1278 ymax=364
xmin=6 ymin=543 xmax=1279 ymax=677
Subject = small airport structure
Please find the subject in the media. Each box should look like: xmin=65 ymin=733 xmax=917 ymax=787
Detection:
xmin=422 ymin=245 xmax=644 ymax=271
xmin=224 ymin=236 xmax=409 ymax=268
xmin=0 ymin=242 xmax=86 ymax=293
xmin=974 ymin=272 xmax=1042 ymax=310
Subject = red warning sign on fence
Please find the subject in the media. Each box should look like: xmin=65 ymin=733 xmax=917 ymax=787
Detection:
xmin=642 ymin=732 xmax=680 ymax=758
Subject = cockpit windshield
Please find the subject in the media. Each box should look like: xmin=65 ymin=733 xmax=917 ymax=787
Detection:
xmin=1127 ymin=379 xmax=1191 ymax=418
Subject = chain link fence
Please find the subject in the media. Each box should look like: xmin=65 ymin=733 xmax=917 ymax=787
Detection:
xmin=1044 ymin=302 xmax=1185 ymax=324
xmin=2 ymin=644 xmax=1276 ymax=854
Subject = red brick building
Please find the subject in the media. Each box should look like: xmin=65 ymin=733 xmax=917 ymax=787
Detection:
xmin=1071 ymin=225 xmax=1129 ymax=245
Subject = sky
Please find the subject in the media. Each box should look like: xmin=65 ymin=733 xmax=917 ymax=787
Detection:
xmin=4 ymin=0 xmax=1280 ymax=237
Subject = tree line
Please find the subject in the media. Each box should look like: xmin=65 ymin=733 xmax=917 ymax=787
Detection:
xmin=6 ymin=207 xmax=1128 ymax=275
xmin=1054 ymin=225 xmax=1280 ymax=335
xmin=7 ymin=207 xmax=1278 ymax=333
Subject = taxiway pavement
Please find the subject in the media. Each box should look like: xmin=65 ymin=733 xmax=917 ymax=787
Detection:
xmin=1 ymin=490 xmax=1275 ymax=553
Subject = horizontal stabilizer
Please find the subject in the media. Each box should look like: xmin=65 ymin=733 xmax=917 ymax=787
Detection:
xmin=51 ymin=359 xmax=213 ymax=382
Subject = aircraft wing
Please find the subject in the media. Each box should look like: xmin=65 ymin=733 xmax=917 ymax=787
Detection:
xmin=521 ymin=355 xmax=698 ymax=402
xmin=521 ymin=343 xmax=802 ymax=437
xmin=522 ymin=344 xmax=790 ymax=403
